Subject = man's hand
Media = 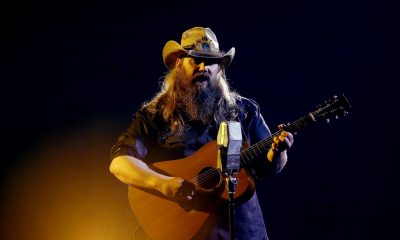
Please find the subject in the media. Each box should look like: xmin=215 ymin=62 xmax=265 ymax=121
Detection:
xmin=159 ymin=177 xmax=195 ymax=202
xmin=267 ymin=124 xmax=294 ymax=161
xmin=158 ymin=177 xmax=196 ymax=211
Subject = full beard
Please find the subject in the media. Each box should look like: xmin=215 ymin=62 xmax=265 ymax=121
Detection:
xmin=176 ymin=71 xmax=222 ymax=123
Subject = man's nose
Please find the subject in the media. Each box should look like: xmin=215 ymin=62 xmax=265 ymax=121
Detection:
xmin=198 ymin=62 xmax=205 ymax=72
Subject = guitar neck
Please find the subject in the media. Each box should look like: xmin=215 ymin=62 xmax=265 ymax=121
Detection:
xmin=239 ymin=112 xmax=316 ymax=166
xmin=236 ymin=94 xmax=350 ymax=167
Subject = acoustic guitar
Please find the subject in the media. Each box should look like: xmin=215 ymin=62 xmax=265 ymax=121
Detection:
xmin=128 ymin=94 xmax=351 ymax=240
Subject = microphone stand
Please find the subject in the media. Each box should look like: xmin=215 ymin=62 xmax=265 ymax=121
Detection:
xmin=224 ymin=170 xmax=238 ymax=240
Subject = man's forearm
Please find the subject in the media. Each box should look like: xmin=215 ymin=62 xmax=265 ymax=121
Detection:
xmin=109 ymin=155 xmax=172 ymax=191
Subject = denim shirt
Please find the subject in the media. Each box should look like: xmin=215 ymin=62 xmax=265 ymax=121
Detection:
xmin=111 ymin=97 xmax=283 ymax=240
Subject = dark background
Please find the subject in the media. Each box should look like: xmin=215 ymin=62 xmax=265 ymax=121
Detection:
xmin=1 ymin=0 xmax=398 ymax=239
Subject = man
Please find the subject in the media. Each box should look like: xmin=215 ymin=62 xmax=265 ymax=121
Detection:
xmin=109 ymin=26 xmax=294 ymax=240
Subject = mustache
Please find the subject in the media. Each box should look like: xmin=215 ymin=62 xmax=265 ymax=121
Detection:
xmin=192 ymin=72 xmax=210 ymax=82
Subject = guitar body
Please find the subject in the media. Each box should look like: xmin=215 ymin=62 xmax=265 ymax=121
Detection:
xmin=128 ymin=140 xmax=255 ymax=240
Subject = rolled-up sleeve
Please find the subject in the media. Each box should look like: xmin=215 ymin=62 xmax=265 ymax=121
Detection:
xmin=110 ymin=111 xmax=149 ymax=161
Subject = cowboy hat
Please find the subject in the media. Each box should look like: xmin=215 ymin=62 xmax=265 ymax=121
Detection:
xmin=162 ymin=27 xmax=235 ymax=70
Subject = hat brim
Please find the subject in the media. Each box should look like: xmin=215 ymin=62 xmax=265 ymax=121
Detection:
xmin=162 ymin=40 xmax=235 ymax=70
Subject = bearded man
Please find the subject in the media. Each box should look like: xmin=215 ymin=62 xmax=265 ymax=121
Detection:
xmin=110 ymin=27 xmax=294 ymax=240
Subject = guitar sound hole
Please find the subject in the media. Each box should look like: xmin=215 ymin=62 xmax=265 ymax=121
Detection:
xmin=197 ymin=167 xmax=222 ymax=191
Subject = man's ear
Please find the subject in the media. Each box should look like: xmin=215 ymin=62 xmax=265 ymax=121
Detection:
xmin=176 ymin=58 xmax=181 ymax=68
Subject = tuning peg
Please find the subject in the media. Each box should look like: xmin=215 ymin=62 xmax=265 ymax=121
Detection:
xmin=335 ymin=115 xmax=339 ymax=119
xmin=326 ymin=118 xmax=330 ymax=124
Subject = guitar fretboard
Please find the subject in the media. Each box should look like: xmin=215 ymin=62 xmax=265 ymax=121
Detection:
xmin=240 ymin=113 xmax=315 ymax=165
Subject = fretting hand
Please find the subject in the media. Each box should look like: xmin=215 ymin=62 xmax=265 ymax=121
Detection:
xmin=267 ymin=124 xmax=294 ymax=161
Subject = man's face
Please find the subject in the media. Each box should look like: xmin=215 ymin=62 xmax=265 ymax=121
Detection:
xmin=175 ymin=57 xmax=222 ymax=91
xmin=174 ymin=57 xmax=223 ymax=122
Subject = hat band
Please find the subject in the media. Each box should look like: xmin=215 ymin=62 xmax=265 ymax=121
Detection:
xmin=188 ymin=50 xmax=225 ymax=58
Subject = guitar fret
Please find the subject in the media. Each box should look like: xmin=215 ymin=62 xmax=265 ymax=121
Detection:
xmin=246 ymin=149 xmax=253 ymax=160
xmin=240 ymin=151 xmax=250 ymax=165
xmin=255 ymin=144 xmax=263 ymax=154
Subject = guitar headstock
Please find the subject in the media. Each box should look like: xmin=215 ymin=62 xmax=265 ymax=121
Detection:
xmin=312 ymin=94 xmax=351 ymax=124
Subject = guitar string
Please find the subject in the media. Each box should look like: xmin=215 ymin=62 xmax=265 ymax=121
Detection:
xmin=189 ymin=133 xmax=276 ymax=188
xmin=191 ymin=168 xmax=220 ymax=189
xmin=189 ymin=102 xmax=342 ymax=188
xmin=243 ymin=118 xmax=306 ymax=157
xmin=190 ymin=119 xmax=305 ymax=188
xmin=190 ymin=167 xmax=220 ymax=186
xmin=189 ymin=132 xmax=286 ymax=187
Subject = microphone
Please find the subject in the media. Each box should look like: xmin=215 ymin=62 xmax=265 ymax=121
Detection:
xmin=217 ymin=121 xmax=242 ymax=239
xmin=217 ymin=121 xmax=242 ymax=174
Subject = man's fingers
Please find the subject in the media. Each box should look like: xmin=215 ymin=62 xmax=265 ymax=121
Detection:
xmin=278 ymin=124 xmax=288 ymax=130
